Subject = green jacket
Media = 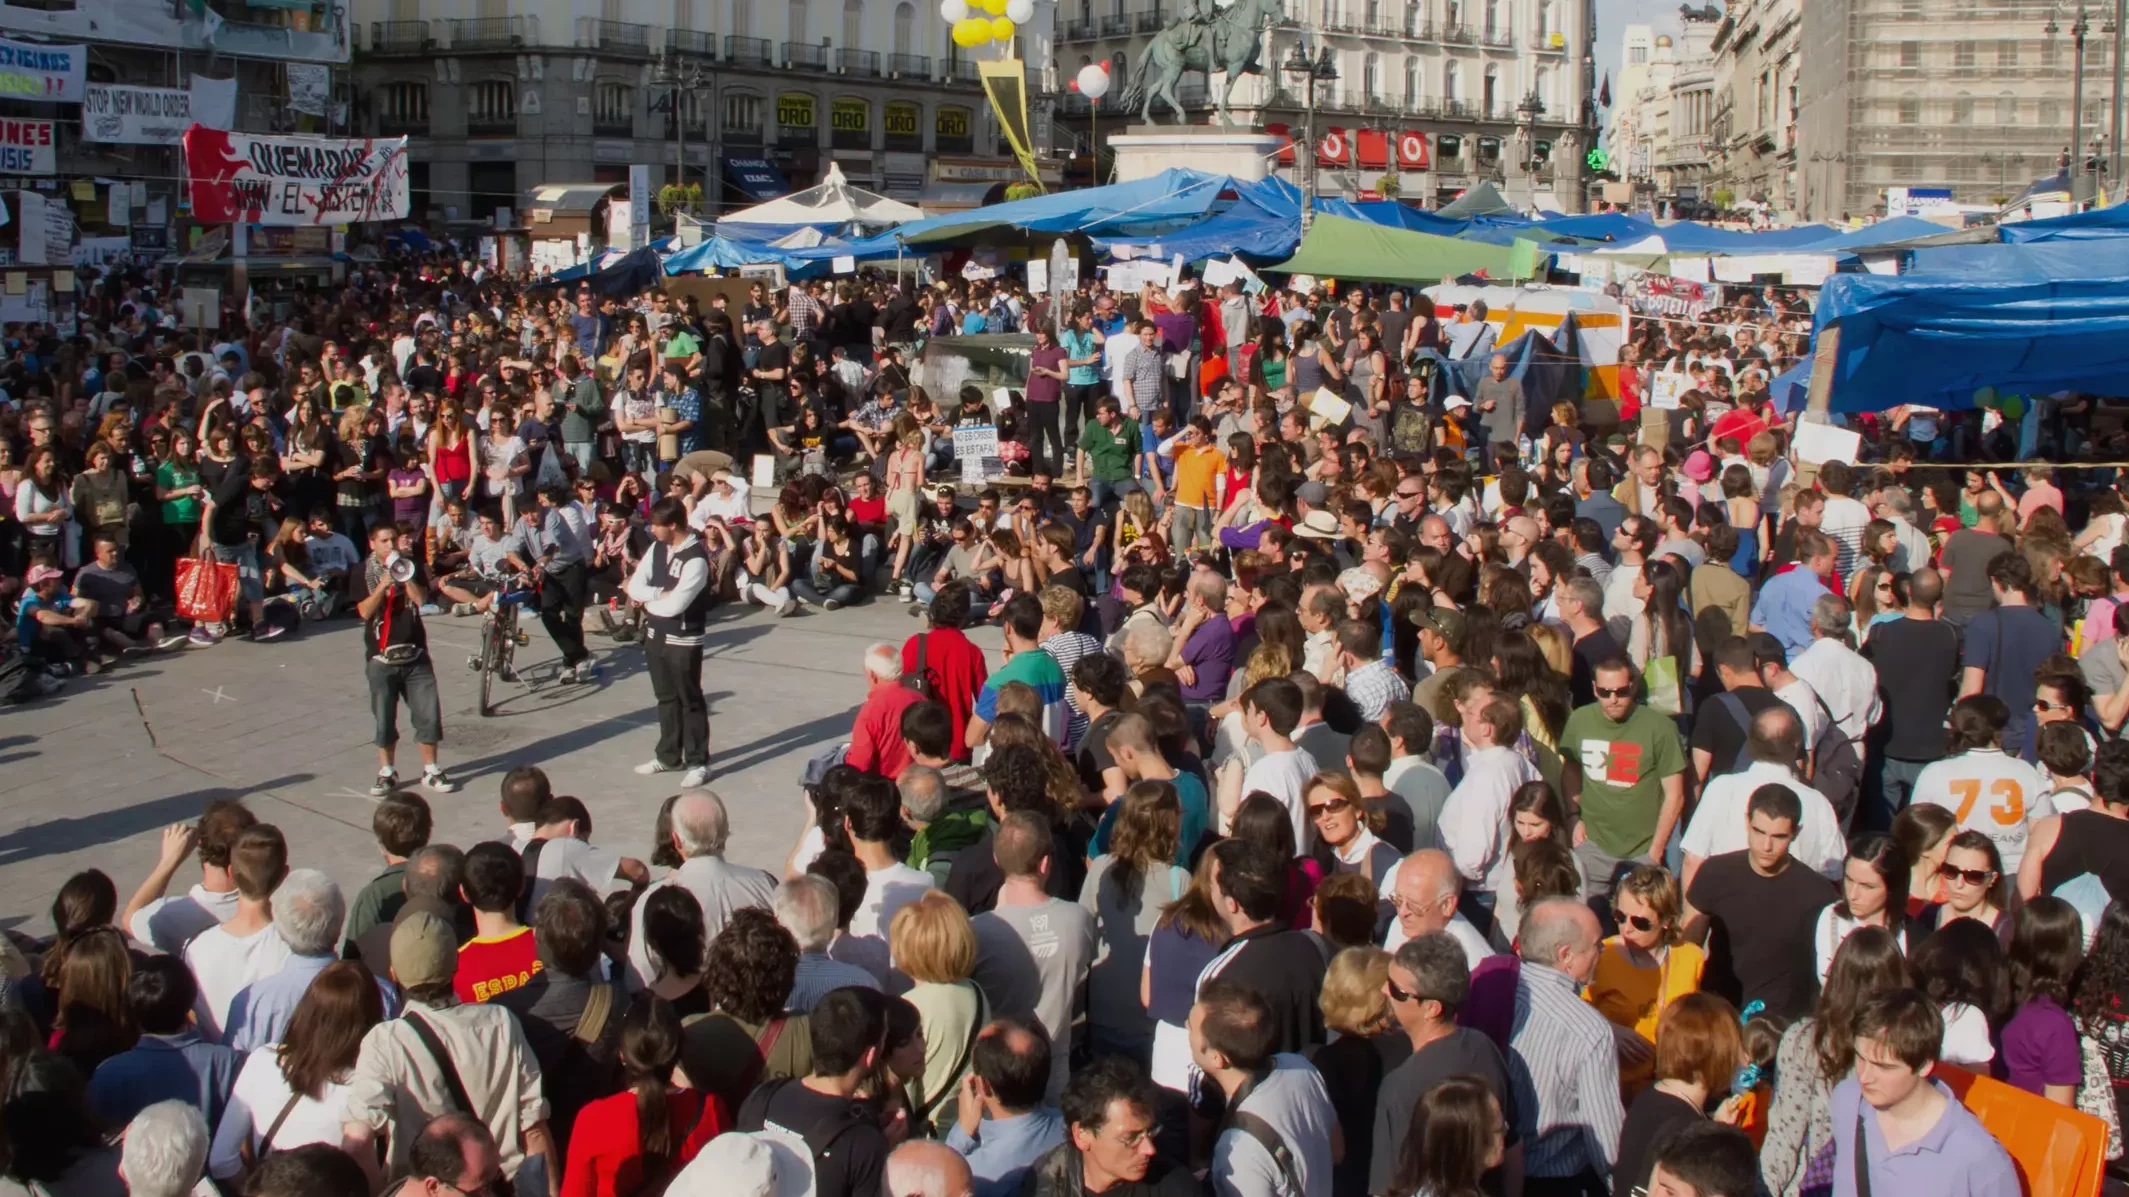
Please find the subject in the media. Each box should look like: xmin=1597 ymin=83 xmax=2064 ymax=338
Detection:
xmin=909 ymin=807 xmax=990 ymax=888
xmin=560 ymin=373 xmax=606 ymax=443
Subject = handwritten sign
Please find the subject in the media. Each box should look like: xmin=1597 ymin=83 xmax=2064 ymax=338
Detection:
xmin=0 ymin=37 xmax=84 ymax=102
xmin=953 ymin=423 xmax=1001 ymax=483
xmin=182 ymin=125 xmax=409 ymax=226
xmin=0 ymin=118 xmax=54 ymax=174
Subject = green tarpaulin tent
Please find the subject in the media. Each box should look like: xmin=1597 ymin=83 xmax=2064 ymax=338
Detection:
xmin=1436 ymin=180 xmax=1519 ymax=218
xmin=1270 ymin=213 xmax=1544 ymax=283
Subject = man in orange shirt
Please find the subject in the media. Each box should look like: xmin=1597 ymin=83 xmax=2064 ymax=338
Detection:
xmin=1159 ymin=415 xmax=1229 ymax=554
xmin=454 ymin=842 xmax=542 ymax=1003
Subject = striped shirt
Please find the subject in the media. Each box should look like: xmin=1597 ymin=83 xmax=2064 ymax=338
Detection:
xmin=1041 ymin=630 xmax=1103 ymax=751
xmin=975 ymin=647 xmax=1072 ymax=747
xmin=1510 ymin=962 xmax=1624 ymax=1180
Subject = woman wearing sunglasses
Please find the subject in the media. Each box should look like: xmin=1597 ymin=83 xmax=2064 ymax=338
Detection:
xmin=1586 ymin=864 xmax=1705 ymax=1100
xmin=1303 ymin=773 xmax=1400 ymax=889
xmin=1926 ymin=829 xmax=2010 ymax=935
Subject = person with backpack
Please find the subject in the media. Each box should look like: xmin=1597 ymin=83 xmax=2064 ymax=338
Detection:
xmin=733 ymin=986 xmax=893 ymax=1197
xmin=1679 ymin=704 xmax=1848 ymax=892
xmin=1190 ymin=979 xmax=1338 ymax=1197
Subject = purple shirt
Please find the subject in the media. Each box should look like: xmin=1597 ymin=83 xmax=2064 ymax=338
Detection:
xmin=1027 ymin=344 xmax=1066 ymax=405
xmin=1829 ymin=1075 xmax=2019 ymax=1197
xmin=2001 ymin=995 xmax=2081 ymax=1095
xmin=1153 ymin=311 xmax=1195 ymax=355
xmin=1179 ymin=612 xmax=1236 ymax=702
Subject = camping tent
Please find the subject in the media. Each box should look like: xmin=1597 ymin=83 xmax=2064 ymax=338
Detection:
xmin=719 ymin=162 xmax=924 ymax=229
xmin=1271 ymin=213 xmax=1544 ymax=283
xmin=1999 ymin=199 xmax=2129 ymax=242
xmin=1423 ymin=284 xmax=1626 ymax=399
xmin=1436 ymin=181 xmax=1520 ymax=219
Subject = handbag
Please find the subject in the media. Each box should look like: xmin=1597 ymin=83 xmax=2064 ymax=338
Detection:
xmin=2079 ymin=1032 xmax=2123 ymax=1160
xmin=174 ymin=549 xmax=238 ymax=624
xmin=1644 ymin=652 xmax=1684 ymax=717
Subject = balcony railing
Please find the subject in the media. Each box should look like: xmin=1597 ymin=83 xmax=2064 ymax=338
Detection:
xmin=1530 ymin=31 xmax=1564 ymax=51
xmin=466 ymin=114 xmax=517 ymax=135
xmin=377 ymin=112 xmax=428 ymax=135
xmin=1439 ymin=22 xmax=1472 ymax=42
xmin=593 ymin=117 xmax=634 ymax=137
xmin=1364 ymin=92 xmax=1397 ymax=113
xmin=667 ymin=28 xmax=717 ymax=56
xmin=947 ymin=58 xmax=980 ymax=84
xmin=1132 ymin=9 xmax=1160 ymax=30
xmin=1480 ymin=27 xmax=1511 ymax=47
xmin=1062 ymin=18 xmax=1094 ymax=38
xmin=726 ymin=35 xmax=773 ymax=64
xmin=785 ymin=41 xmax=827 ymax=69
xmin=448 ymin=17 xmax=525 ymax=49
xmin=369 ymin=20 xmax=430 ymax=53
xmin=1101 ymin=15 xmax=1130 ymax=35
xmin=1407 ymin=96 xmax=1440 ymax=116
xmin=592 ymin=19 xmax=651 ymax=53
xmin=839 ymin=47 xmax=880 ymax=74
xmin=1443 ymin=97 xmax=1470 ymax=117
xmin=889 ymin=52 xmax=931 ymax=77
xmin=1405 ymin=18 xmax=1434 ymax=38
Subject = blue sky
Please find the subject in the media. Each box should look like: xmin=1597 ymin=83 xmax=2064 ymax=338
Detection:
xmin=1594 ymin=0 xmax=1683 ymax=97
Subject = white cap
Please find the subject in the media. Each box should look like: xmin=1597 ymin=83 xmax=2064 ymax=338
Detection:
xmin=670 ymin=1129 xmax=815 ymax=1197
xmin=1445 ymin=395 xmax=1473 ymax=411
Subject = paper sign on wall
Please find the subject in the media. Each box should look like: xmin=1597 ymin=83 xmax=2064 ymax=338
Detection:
xmin=1794 ymin=420 xmax=1862 ymax=466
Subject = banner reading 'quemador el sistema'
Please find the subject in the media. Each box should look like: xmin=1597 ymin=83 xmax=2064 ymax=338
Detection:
xmin=182 ymin=125 xmax=411 ymax=227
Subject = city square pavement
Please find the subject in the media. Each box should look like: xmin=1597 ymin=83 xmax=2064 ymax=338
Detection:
xmin=0 ymin=596 xmax=1004 ymax=936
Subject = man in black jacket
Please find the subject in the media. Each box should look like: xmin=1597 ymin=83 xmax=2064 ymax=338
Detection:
xmin=206 ymin=455 xmax=284 ymax=640
xmin=697 ymin=310 xmax=744 ymax=455
xmin=1195 ymin=839 xmax=1328 ymax=1056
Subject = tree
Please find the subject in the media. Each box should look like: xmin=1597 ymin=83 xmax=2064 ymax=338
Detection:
xmin=1711 ymin=187 xmax=1736 ymax=210
xmin=1376 ymin=171 xmax=1401 ymax=198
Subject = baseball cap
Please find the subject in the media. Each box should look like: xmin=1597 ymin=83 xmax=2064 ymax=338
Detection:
xmin=1444 ymin=395 xmax=1473 ymax=412
xmin=670 ymin=1129 xmax=814 ymax=1197
xmin=1295 ymin=481 xmax=1330 ymax=507
xmin=1409 ymin=604 xmax=1467 ymax=644
xmin=1293 ymin=510 xmax=1339 ymax=540
xmin=389 ymin=911 xmax=458 ymax=990
xmin=25 ymin=564 xmax=63 ymax=587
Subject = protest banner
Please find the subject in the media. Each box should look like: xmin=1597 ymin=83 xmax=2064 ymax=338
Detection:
xmin=0 ymin=37 xmax=84 ymax=102
xmin=182 ymin=125 xmax=409 ymax=226
xmin=82 ymin=84 xmax=192 ymax=145
xmin=0 ymin=118 xmax=54 ymax=174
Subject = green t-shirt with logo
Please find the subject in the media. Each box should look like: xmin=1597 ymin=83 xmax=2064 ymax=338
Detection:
xmin=1560 ymin=702 xmax=1687 ymax=859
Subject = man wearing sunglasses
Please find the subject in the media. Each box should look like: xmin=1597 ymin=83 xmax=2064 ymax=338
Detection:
xmin=1561 ymin=658 xmax=1689 ymax=900
xmin=1367 ymin=933 xmax=1524 ymax=1197
xmin=1682 ymin=783 xmax=1837 ymax=1020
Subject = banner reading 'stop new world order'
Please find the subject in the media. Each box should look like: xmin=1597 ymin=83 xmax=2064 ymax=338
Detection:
xmin=182 ymin=125 xmax=410 ymax=226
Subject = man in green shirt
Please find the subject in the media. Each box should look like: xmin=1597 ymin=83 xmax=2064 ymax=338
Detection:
xmin=1076 ymin=394 xmax=1143 ymax=509
xmin=1561 ymin=656 xmax=1688 ymax=899
xmin=557 ymin=355 xmax=607 ymax=474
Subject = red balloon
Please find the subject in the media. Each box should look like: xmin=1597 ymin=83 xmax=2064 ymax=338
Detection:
xmin=1100 ymin=59 xmax=1110 ymax=70
xmin=1069 ymin=79 xmax=1080 ymax=90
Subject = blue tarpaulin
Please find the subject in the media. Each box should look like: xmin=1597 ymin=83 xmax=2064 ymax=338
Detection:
xmin=1813 ymin=266 xmax=2129 ymax=411
xmin=1999 ymin=200 xmax=2129 ymax=242
xmin=1904 ymin=236 xmax=2129 ymax=280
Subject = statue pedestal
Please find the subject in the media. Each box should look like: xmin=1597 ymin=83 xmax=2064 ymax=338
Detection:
xmin=1106 ymin=126 xmax=1285 ymax=184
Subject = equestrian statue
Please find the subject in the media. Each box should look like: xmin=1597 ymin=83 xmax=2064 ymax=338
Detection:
xmin=1119 ymin=0 xmax=1282 ymax=127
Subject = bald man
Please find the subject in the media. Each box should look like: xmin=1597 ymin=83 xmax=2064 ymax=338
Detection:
xmin=1379 ymin=848 xmax=1491 ymax=968
xmin=886 ymin=1141 xmax=975 ymax=1197
xmin=1511 ymin=898 xmax=1623 ymax=1194
xmin=625 ymin=789 xmax=776 ymax=989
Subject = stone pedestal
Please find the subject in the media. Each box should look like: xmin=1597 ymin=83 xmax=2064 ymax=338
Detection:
xmin=1107 ymin=126 xmax=1286 ymax=184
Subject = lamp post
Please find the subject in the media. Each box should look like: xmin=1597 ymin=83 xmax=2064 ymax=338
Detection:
xmin=1981 ymin=150 xmax=2028 ymax=203
xmin=2048 ymin=3 xmax=2093 ymax=201
xmin=1283 ymin=41 xmax=1338 ymax=229
xmin=654 ymin=57 xmax=709 ymax=205
xmin=1516 ymin=90 xmax=1544 ymax=203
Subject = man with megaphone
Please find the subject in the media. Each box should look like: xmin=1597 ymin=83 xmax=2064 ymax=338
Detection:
xmin=357 ymin=519 xmax=459 ymax=799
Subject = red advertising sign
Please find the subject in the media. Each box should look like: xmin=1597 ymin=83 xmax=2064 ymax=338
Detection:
xmin=1317 ymin=127 xmax=1349 ymax=165
xmin=1397 ymin=130 xmax=1431 ymax=169
xmin=1356 ymin=128 xmax=1389 ymax=169
xmin=1264 ymin=121 xmax=1295 ymax=165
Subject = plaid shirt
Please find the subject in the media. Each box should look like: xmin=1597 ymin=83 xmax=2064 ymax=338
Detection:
xmin=786 ymin=288 xmax=825 ymax=340
xmin=1343 ymin=657 xmax=1410 ymax=723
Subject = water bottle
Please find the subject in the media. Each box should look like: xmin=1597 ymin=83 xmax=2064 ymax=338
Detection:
xmin=1516 ymin=434 xmax=1533 ymax=468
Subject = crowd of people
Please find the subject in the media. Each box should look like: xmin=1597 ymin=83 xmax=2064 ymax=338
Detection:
xmin=5 ymin=254 xmax=2129 ymax=1197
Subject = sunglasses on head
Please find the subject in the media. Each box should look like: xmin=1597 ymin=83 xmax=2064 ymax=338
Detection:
xmin=1938 ymin=863 xmax=1995 ymax=886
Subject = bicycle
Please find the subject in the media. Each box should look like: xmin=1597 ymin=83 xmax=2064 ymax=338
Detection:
xmin=469 ymin=575 xmax=538 ymax=718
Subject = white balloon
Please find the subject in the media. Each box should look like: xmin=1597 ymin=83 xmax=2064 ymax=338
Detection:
xmin=940 ymin=0 xmax=970 ymax=22
xmin=1077 ymin=62 xmax=1111 ymax=99
xmin=1004 ymin=0 xmax=1035 ymax=22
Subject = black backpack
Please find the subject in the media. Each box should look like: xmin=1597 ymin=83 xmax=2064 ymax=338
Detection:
xmin=1810 ymin=692 xmax=1865 ymax=829
xmin=737 ymin=1077 xmax=874 ymax=1164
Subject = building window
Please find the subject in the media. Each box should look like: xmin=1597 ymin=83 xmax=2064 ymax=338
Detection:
xmin=470 ymin=80 xmax=515 ymax=123
xmin=2043 ymin=38 xmax=2060 ymax=67
xmin=1629 ymin=45 xmax=1646 ymax=65
xmin=595 ymin=82 xmax=634 ymax=127
xmin=724 ymin=91 xmax=764 ymax=136
xmin=1997 ymin=39 xmax=2018 ymax=66
xmin=2040 ymin=98 xmax=2061 ymax=128
xmin=843 ymin=0 xmax=861 ymax=49
xmin=1899 ymin=41 xmax=1920 ymax=67
xmin=674 ymin=0 xmax=694 ymax=29
xmin=1482 ymin=62 xmax=1496 ymax=113
xmin=1404 ymin=56 xmax=1420 ymax=102
xmin=1444 ymin=58 xmax=1460 ymax=102
xmin=1898 ymin=96 xmax=1920 ymax=124
xmin=1537 ymin=0 xmax=1551 ymax=39
xmin=1364 ymin=52 xmax=1381 ymax=97
xmin=1484 ymin=0 xmax=1499 ymax=35
xmin=383 ymin=81 xmax=428 ymax=124
xmin=1997 ymin=93 xmax=2016 ymax=123
xmin=733 ymin=0 xmax=752 ymax=38
xmin=1952 ymin=94 xmax=1973 ymax=123
xmin=893 ymin=2 xmax=914 ymax=54
xmin=1953 ymin=40 xmax=1975 ymax=68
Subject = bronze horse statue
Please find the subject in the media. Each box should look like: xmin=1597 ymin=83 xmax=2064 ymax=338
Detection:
xmin=1121 ymin=0 xmax=1282 ymax=126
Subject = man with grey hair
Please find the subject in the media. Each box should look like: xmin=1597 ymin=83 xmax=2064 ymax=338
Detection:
xmin=1369 ymin=933 xmax=1523 ymax=1197
xmin=848 ymin=642 xmax=922 ymax=780
xmin=1790 ymin=592 xmax=1881 ymax=746
xmin=627 ymin=790 xmax=777 ymax=990
xmin=225 ymin=869 xmax=395 ymax=1051
xmin=353 ymin=843 xmax=465 ymax=982
xmin=902 ymin=764 xmax=987 ymax=886
xmin=1557 ymin=574 xmax=1622 ymax=708
xmin=776 ymin=874 xmax=881 ymax=1011
xmin=1381 ymin=848 xmax=1491 ymax=966
xmin=1510 ymin=898 xmax=1621 ymax=1194
xmin=119 ymin=1100 xmax=209 ymax=1197
xmin=886 ymin=1140 xmax=975 ymax=1197
xmin=1871 ymin=483 xmax=1932 ymax=573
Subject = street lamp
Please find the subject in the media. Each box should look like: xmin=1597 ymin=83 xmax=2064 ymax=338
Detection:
xmin=1980 ymin=150 xmax=2028 ymax=203
xmin=653 ymin=57 xmax=710 ymax=205
xmin=1283 ymin=41 xmax=1338 ymax=229
xmin=1516 ymin=90 xmax=1545 ymax=198
xmin=2047 ymin=3 xmax=2094 ymax=201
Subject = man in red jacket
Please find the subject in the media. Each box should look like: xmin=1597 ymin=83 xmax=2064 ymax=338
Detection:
xmin=847 ymin=643 xmax=922 ymax=779
xmin=900 ymin=582 xmax=990 ymax=762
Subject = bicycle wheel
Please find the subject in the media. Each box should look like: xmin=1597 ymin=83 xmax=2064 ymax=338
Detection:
xmin=478 ymin=615 xmax=501 ymax=717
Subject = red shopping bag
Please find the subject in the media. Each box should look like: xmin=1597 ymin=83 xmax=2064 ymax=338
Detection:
xmin=174 ymin=551 xmax=238 ymax=624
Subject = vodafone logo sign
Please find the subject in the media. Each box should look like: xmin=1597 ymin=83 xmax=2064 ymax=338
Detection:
xmin=1397 ymin=131 xmax=1430 ymax=168
xmin=1317 ymin=128 xmax=1348 ymax=163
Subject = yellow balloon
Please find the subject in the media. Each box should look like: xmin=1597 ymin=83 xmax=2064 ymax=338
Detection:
xmin=977 ymin=0 xmax=1005 ymax=14
xmin=951 ymin=16 xmax=992 ymax=44
xmin=990 ymin=15 xmax=1015 ymax=37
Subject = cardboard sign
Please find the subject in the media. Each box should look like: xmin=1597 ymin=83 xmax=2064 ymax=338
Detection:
xmin=0 ymin=118 xmax=55 ymax=174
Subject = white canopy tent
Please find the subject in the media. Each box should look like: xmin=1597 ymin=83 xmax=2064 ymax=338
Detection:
xmin=720 ymin=162 xmax=925 ymax=229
